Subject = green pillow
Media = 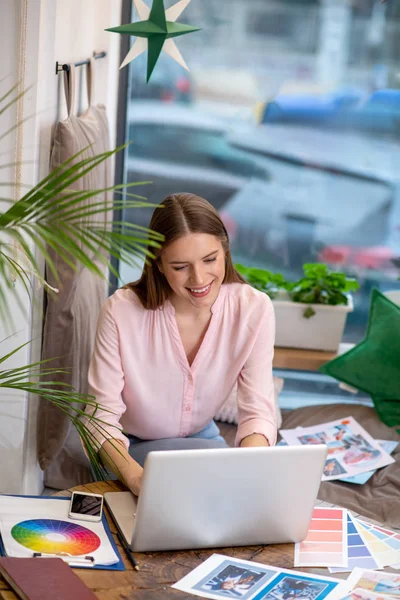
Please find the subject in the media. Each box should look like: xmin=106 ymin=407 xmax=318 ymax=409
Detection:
xmin=319 ymin=288 xmax=400 ymax=430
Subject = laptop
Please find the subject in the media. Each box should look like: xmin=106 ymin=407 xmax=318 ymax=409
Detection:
xmin=104 ymin=444 xmax=327 ymax=552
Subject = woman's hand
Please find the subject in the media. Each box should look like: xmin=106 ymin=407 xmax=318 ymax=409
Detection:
xmin=99 ymin=439 xmax=143 ymax=495
xmin=127 ymin=472 xmax=143 ymax=497
xmin=240 ymin=433 xmax=270 ymax=447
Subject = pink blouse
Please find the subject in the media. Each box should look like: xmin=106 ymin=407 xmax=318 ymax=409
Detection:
xmin=86 ymin=282 xmax=277 ymax=449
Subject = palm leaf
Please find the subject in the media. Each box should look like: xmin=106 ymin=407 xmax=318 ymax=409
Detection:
xmin=0 ymin=144 xmax=163 ymax=317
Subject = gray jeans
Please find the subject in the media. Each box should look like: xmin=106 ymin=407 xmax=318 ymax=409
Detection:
xmin=127 ymin=420 xmax=228 ymax=467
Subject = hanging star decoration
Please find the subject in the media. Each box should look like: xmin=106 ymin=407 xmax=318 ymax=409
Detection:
xmin=106 ymin=0 xmax=200 ymax=82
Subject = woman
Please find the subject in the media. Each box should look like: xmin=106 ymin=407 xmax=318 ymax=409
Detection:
xmin=86 ymin=193 xmax=277 ymax=495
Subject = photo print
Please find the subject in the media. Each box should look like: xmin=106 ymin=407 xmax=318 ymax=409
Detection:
xmin=372 ymin=581 xmax=400 ymax=596
xmin=194 ymin=560 xmax=274 ymax=599
xmin=342 ymin=447 xmax=382 ymax=469
xmin=339 ymin=588 xmax=389 ymax=600
xmin=323 ymin=458 xmax=347 ymax=477
xmin=346 ymin=568 xmax=400 ymax=598
xmin=298 ymin=434 xmax=327 ymax=445
xmin=252 ymin=573 xmax=338 ymax=600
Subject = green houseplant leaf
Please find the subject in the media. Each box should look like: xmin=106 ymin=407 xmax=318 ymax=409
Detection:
xmin=235 ymin=263 xmax=288 ymax=299
xmin=288 ymin=263 xmax=359 ymax=312
xmin=236 ymin=262 xmax=359 ymax=319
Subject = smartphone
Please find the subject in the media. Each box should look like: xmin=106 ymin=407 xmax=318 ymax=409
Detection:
xmin=68 ymin=491 xmax=104 ymax=523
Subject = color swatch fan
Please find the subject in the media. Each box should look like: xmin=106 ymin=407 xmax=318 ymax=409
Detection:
xmin=11 ymin=519 xmax=100 ymax=556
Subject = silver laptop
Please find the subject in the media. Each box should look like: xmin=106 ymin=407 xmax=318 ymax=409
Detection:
xmin=104 ymin=445 xmax=327 ymax=552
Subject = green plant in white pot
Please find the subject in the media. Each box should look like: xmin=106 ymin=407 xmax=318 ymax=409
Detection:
xmin=236 ymin=263 xmax=359 ymax=352
xmin=287 ymin=263 xmax=359 ymax=318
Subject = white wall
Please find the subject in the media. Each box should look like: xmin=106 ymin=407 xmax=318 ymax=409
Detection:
xmin=0 ymin=0 xmax=123 ymax=494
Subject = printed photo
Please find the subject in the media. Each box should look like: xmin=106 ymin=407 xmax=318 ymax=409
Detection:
xmin=373 ymin=581 xmax=400 ymax=596
xmin=195 ymin=562 xmax=273 ymax=599
xmin=326 ymin=441 xmax=348 ymax=456
xmin=354 ymin=572 xmax=400 ymax=597
xmin=298 ymin=434 xmax=327 ymax=445
xmin=323 ymin=458 xmax=347 ymax=477
xmin=255 ymin=574 xmax=333 ymax=600
xmin=340 ymin=588 xmax=388 ymax=600
xmin=343 ymin=447 xmax=381 ymax=468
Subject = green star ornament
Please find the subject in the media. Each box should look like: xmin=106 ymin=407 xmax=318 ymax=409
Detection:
xmin=106 ymin=0 xmax=200 ymax=82
xmin=319 ymin=288 xmax=400 ymax=430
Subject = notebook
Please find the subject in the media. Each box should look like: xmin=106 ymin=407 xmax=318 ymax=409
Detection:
xmin=0 ymin=557 xmax=98 ymax=600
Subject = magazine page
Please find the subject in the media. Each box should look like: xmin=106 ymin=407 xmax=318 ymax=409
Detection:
xmin=279 ymin=417 xmax=394 ymax=482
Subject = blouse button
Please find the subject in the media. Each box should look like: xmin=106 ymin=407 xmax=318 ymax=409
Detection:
xmin=184 ymin=405 xmax=191 ymax=412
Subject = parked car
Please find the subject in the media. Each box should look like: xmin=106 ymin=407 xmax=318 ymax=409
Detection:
xmin=261 ymin=88 xmax=400 ymax=133
xmin=261 ymin=89 xmax=362 ymax=126
xmin=124 ymin=101 xmax=270 ymax=227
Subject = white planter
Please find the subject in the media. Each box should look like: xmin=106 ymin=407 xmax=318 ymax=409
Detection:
xmin=272 ymin=295 xmax=353 ymax=352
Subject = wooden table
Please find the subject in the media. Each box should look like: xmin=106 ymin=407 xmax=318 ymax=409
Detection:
xmin=273 ymin=343 xmax=354 ymax=372
xmin=0 ymin=481 xmax=366 ymax=600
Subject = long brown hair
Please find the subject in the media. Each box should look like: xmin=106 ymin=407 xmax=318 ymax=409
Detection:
xmin=126 ymin=193 xmax=245 ymax=309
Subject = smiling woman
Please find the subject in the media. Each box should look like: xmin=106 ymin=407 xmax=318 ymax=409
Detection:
xmin=162 ymin=237 xmax=224 ymax=300
xmin=85 ymin=193 xmax=278 ymax=496
xmin=130 ymin=193 xmax=244 ymax=309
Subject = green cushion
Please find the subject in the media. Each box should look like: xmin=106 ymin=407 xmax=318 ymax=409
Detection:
xmin=319 ymin=288 xmax=400 ymax=430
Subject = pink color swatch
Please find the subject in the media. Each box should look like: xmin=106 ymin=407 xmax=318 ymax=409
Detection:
xmin=295 ymin=507 xmax=348 ymax=567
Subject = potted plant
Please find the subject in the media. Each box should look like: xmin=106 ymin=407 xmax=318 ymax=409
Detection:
xmin=236 ymin=263 xmax=359 ymax=352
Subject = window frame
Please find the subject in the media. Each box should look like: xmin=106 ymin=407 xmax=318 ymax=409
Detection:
xmin=110 ymin=0 xmax=133 ymax=293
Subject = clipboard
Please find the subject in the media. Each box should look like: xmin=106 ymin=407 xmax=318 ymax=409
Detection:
xmin=0 ymin=495 xmax=125 ymax=571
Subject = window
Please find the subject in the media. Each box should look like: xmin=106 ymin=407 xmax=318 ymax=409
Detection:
xmin=118 ymin=0 xmax=400 ymax=407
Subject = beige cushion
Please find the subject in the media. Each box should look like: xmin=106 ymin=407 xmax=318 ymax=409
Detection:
xmin=38 ymin=63 xmax=111 ymax=488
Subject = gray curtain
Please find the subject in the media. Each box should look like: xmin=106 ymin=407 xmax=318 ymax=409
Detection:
xmin=38 ymin=60 xmax=112 ymax=489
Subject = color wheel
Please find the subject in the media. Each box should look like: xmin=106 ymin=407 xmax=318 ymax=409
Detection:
xmin=11 ymin=519 xmax=100 ymax=555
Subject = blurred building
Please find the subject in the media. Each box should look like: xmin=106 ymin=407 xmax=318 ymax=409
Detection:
xmin=179 ymin=0 xmax=400 ymax=96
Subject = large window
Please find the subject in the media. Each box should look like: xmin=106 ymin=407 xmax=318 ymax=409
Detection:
xmin=118 ymin=0 xmax=400 ymax=406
